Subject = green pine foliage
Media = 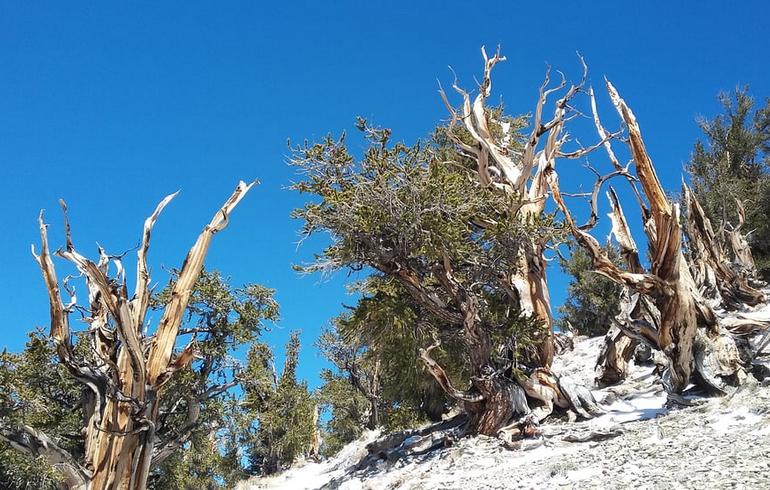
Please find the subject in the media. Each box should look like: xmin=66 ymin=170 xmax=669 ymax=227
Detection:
xmin=556 ymin=246 xmax=623 ymax=337
xmin=315 ymin=367 xmax=371 ymax=456
xmin=150 ymin=428 xmax=245 ymax=489
xmin=242 ymin=332 xmax=316 ymax=475
xmin=315 ymin=277 xmax=469 ymax=456
xmin=687 ymin=88 xmax=770 ymax=278
xmin=0 ymin=331 xmax=81 ymax=490
xmin=291 ymin=114 xmax=561 ymax=444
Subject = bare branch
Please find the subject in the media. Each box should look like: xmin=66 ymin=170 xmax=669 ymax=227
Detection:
xmin=419 ymin=340 xmax=484 ymax=402
xmin=132 ymin=191 xmax=178 ymax=334
xmin=146 ymin=181 xmax=255 ymax=385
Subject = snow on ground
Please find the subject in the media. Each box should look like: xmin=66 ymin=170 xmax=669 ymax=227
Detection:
xmin=234 ymin=430 xmax=383 ymax=490
xmin=552 ymin=335 xmax=669 ymax=426
xmin=238 ymin=334 xmax=770 ymax=490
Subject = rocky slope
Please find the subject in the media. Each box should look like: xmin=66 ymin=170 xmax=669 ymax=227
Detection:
xmin=238 ymin=303 xmax=770 ymax=490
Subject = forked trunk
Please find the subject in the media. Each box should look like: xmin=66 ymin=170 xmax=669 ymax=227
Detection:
xmin=21 ymin=182 xmax=254 ymax=489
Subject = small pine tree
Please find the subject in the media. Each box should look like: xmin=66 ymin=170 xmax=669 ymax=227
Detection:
xmin=0 ymin=332 xmax=80 ymax=490
xmin=556 ymin=246 xmax=623 ymax=337
xmin=687 ymin=87 xmax=770 ymax=278
xmin=243 ymin=332 xmax=316 ymax=475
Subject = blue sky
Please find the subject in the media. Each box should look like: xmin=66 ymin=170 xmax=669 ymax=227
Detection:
xmin=1 ymin=1 xmax=769 ymax=388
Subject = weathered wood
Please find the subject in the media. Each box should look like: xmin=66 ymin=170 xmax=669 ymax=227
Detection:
xmin=595 ymin=187 xmax=652 ymax=386
xmin=683 ymin=185 xmax=764 ymax=308
xmin=596 ymin=326 xmax=635 ymax=386
xmin=438 ymin=47 xmax=595 ymax=367
xmin=361 ymin=414 xmax=467 ymax=466
xmin=18 ymin=181 xmax=255 ymax=490
xmin=546 ymin=79 xmax=751 ymax=396
xmin=0 ymin=425 xmax=90 ymax=489
xmin=563 ymin=427 xmax=623 ymax=443
xmin=727 ymin=198 xmax=759 ymax=276
xmin=426 ymin=49 xmax=609 ymax=440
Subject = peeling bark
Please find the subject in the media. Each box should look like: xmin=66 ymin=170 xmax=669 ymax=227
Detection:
xmin=683 ymin=185 xmax=764 ymax=308
xmin=547 ymin=79 xmax=751 ymax=395
xmin=21 ymin=181 xmax=254 ymax=489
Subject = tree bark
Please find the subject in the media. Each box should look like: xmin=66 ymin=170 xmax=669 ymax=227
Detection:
xmin=683 ymin=186 xmax=764 ymax=308
xmin=596 ymin=324 xmax=636 ymax=387
xmin=547 ymin=80 xmax=748 ymax=395
xmin=25 ymin=181 xmax=254 ymax=489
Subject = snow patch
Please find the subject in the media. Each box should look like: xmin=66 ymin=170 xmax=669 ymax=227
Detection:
xmin=598 ymin=391 xmax=668 ymax=424
xmin=237 ymin=330 xmax=770 ymax=490
xmin=708 ymin=406 xmax=763 ymax=435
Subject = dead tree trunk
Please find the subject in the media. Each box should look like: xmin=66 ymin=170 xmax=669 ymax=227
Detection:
xmin=13 ymin=181 xmax=254 ymax=489
xmin=683 ymin=185 xmax=764 ymax=308
xmin=547 ymin=80 xmax=749 ymax=394
xmin=727 ymin=198 xmax=761 ymax=280
xmin=595 ymin=187 xmax=648 ymax=386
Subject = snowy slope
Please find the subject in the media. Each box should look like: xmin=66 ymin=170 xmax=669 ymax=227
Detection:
xmin=237 ymin=309 xmax=770 ymax=490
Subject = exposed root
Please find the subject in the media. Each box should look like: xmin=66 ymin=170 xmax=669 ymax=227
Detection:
xmin=557 ymin=376 xmax=605 ymax=418
xmin=563 ymin=428 xmax=623 ymax=443
xmin=693 ymin=330 xmax=747 ymax=394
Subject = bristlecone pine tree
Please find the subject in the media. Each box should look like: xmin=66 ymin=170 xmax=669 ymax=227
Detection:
xmin=0 ymin=182 xmax=254 ymax=489
xmin=295 ymin=47 xmax=770 ymax=446
xmin=291 ymin=49 xmax=613 ymax=440
xmin=545 ymin=78 xmax=768 ymax=394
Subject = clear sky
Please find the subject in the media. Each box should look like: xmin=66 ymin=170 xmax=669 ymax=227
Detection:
xmin=1 ymin=1 xmax=769 ymax=388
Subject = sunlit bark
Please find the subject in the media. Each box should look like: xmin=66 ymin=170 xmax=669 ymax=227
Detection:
xmin=9 ymin=181 xmax=255 ymax=489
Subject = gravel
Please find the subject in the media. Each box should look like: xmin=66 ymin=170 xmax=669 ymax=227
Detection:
xmin=239 ymin=332 xmax=770 ymax=490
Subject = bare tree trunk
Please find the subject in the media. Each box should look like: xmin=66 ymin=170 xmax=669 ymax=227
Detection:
xmin=511 ymin=239 xmax=554 ymax=366
xmin=416 ymin=257 xmax=535 ymax=436
xmin=547 ymin=80 xmax=748 ymax=394
xmin=596 ymin=328 xmax=634 ymax=386
xmin=683 ymin=186 xmax=764 ymax=308
xmin=727 ymin=198 xmax=761 ymax=280
xmin=0 ymin=425 xmax=90 ymax=489
xmin=309 ymin=405 xmax=321 ymax=461
xmin=594 ymin=187 xmax=647 ymax=385
xmin=20 ymin=181 xmax=254 ymax=489
xmin=418 ymin=340 xmax=530 ymax=436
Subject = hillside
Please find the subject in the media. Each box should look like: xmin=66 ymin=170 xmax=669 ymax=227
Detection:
xmin=238 ymin=299 xmax=770 ymax=490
